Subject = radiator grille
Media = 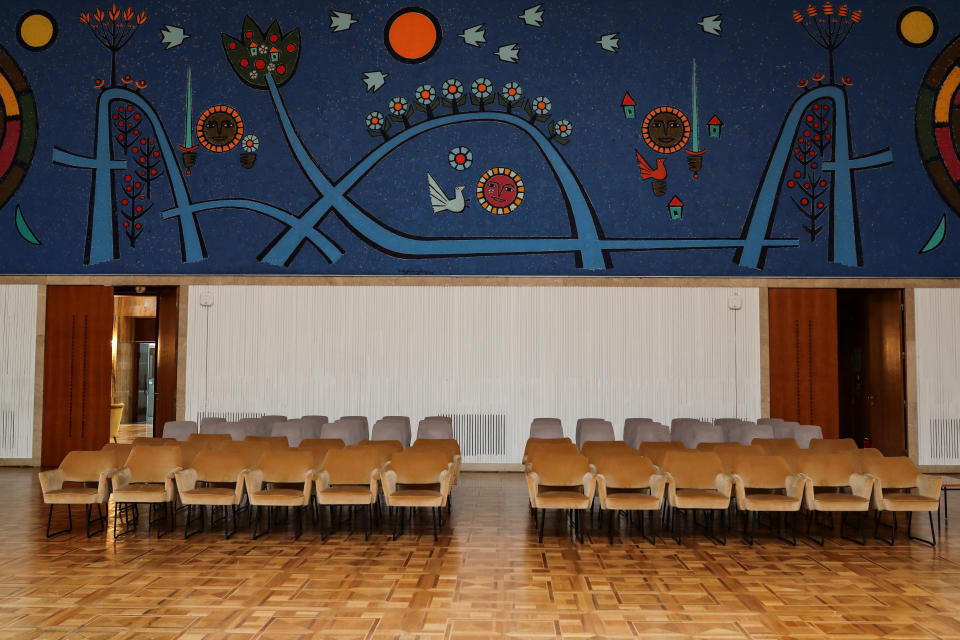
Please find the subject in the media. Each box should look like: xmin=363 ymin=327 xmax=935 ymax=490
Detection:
xmin=444 ymin=413 xmax=506 ymax=461
xmin=928 ymin=418 xmax=960 ymax=463
xmin=0 ymin=409 xmax=14 ymax=454
xmin=196 ymin=410 xmax=264 ymax=423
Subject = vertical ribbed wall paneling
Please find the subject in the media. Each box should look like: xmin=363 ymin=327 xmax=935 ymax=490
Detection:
xmin=915 ymin=289 xmax=960 ymax=465
xmin=0 ymin=285 xmax=37 ymax=458
xmin=185 ymin=286 xmax=760 ymax=462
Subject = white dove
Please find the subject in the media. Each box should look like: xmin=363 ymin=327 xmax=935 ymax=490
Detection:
xmin=427 ymin=173 xmax=467 ymax=214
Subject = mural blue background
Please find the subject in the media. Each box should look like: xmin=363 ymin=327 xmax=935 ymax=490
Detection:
xmin=0 ymin=0 xmax=958 ymax=276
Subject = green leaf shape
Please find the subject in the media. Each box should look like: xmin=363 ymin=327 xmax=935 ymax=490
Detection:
xmin=15 ymin=205 xmax=41 ymax=245
xmin=919 ymin=214 xmax=947 ymax=254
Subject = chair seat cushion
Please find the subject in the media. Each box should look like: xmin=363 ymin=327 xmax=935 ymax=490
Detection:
xmin=742 ymin=493 xmax=802 ymax=511
xmin=317 ymin=485 xmax=376 ymax=505
xmin=604 ymin=493 xmax=659 ymax=510
xmin=43 ymin=488 xmax=102 ymax=504
xmin=180 ymin=487 xmax=237 ymax=506
xmin=674 ymin=489 xmax=729 ymax=509
xmin=881 ymin=494 xmax=939 ymax=512
xmin=811 ymin=493 xmax=869 ymax=511
xmin=112 ymin=484 xmax=171 ymax=503
xmin=249 ymin=488 xmax=308 ymax=506
xmin=536 ymin=490 xmax=591 ymax=510
xmin=389 ymin=489 xmax=443 ymax=507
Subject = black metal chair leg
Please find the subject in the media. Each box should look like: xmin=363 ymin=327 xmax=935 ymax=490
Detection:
xmin=46 ymin=503 xmax=73 ymax=538
xmin=432 ymin=506 xmax=438 ymax=541
xmin=538 ymin=508 xmax=545 ymax=543
xmin=907 ymin=510 xmax=938 ymax=546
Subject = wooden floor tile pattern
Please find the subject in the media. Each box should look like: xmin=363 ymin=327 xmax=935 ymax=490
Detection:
xmin=3 ymin=469 xmax=960 ymax=639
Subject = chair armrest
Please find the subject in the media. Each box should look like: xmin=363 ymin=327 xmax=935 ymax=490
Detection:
xmin=368 ymin=468 xmax=380 ymax=497
xmin=96 ymin=469 xmax=115 ymax=501
xmin=849 ymin=472 xmax=874 ymax=500
xmin=300 ymin=470 xmax=314 ymax=502
xmin=525 ymin=471 xmax=540 ymax=507
xmin=175 ymin=468 xmax=199 ymax=494
xmin=582 ymin=472 xmax=596 ymax=501
xmin=664 ymin=472 xmax=678 ymax=507
xmin=784 ymin=473 xmax=805 ymax=499
xmin=588 ymin=464 xmax=597 ymax=475
xmin=315 ymin=470 xmax=331 ymax=492
xmin=649 ymin=473 xmax=666 ymax=506
xmin=244 ymin=469 xmax=264 ymax=496
xmin=438 ymin=469 xmax=452 ymax=500
xmin=798 ymin=473 xmax=816 ymax=509
xmin=233 ymin=470 xmax=247 ymax=504
xmin=731 ymin=473 xmax=747 ymax=509
xmin=164 ymin=467 xmax=182 ymax=500
xmin=110 ymin=467 xmax=133 ymax=492
xmin=38 ymin=468 xmax=65 ymax=495
xmin=381 ymin=469 xmax=398 ymax=504
xmin=918 ymin=473 xmax=943 ymax=500
xmin=595 ymin=473 xmax=609 ymax=507
xmin=714 ymin=473 xmax=733 ymax=498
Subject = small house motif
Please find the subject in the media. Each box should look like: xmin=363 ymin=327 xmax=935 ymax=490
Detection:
xmin=621 ymin=91 xmax=636 ymax=119
xmin=269 ymin=46 xmax=280 ymax=62
xmin=708 ymin=114 xmax=723 ymax=138
xmin=667 ymin=195 xmax=684 ymax=219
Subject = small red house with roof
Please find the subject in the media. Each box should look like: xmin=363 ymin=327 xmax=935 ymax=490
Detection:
xmin=621 ymin=91 xmax=636 ymax=119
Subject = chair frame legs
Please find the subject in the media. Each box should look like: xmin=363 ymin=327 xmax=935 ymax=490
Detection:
xmin=875 ymin=510 xmax=938 ymax=546
xmin=671 ymin=507 xmax=727 ymax=545
xmin=536 ymin=508 xmax=586 ymax=544
xmin=743 ymin=510 xmax=798 ymax=546
xmin=391 ymin=506 xmax=442 ymax=541
xmin=607 ymin=509 xmax=657 ymax=545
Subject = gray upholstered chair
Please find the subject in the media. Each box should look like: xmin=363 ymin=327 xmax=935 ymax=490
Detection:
xmin=300 ymin=415 xmax=328 ymax=439
xmin=417 ymin=416 xmax=454 ymax=440
xmin=671 ymin=420 xmax=724 ymax=450
xmin=713 ymin=418 xmax=742 ymax=427
xmin=793 ymin=425 xmax=824 ymax=448
xmin=723 ymin=421 xmax=775 ymax=446
xmin=381 ymin=416 xmax=412 ymax=447
xmin=372 ymin=418 xmax=410 ymax=447
xmin=529 ymin=418 xmax=564 ymax=439
xmin=204 ymin=421 xmax=249 ymax=441
xmin=576 ymin=419 xmax=615 ymax=449
xmin=339 ymin=416 xmax=370 ymax=444
xmin=321 ymin=420 xmax=359 ymax=446
xmin=199 ymin=416 xmax=226 ymax=432
xmin=623 ymin=419 xmax=670 ymax=449
xmin=757 ymin=417 xmax=784 ymax=426
xmin=772 ymin=420 xmax=802 ymax=439
xmin=270 ymin=420 xmax=311 ymax=447
xmin=161 ymin=420 xmax=198 ymax=441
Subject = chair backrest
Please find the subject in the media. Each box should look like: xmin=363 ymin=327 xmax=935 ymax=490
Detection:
xmin=410 ymin=438 xmax=460 ymax=460
xmin=732 ymin=455 xmax=792 ymax=489
xmin=849 ymin=447 xmax=883 ymax=473
xmin=623 ymin=420 xmax=670 ymax=448
xmin=663 ymin=450 xmax=724 ymax=490
xmin=637 ymin=441 xmax=686 ymax=468
xmin=580 ymin=440 xmax=630 ymax=460
xmin=371 ymin=420 xmax=410 ymax=447
xmin=594 ymin=455 xmax=657 ymax=489
xmin=577 ymin=419 xmax=615 ymax=449
xmin=254 ymin=449 xmax=315 ymax=484
xmin=271 ymin=421 xmax=310 ymax=447
xmin=339 ymin=416 xmax=370 ymax=443
xmin=199 ymin=416 xmax=226 ymax=431
xmin=808 ymin=438 xmax=858 ymax=453
xmin=100 ymin=443 xmax=133 ymax=467
xmin=671 ymin=420 xmax=724 ymax=449
xmin=244 ymin=435 xmax=289 ymax=449
xmin=797 ymin=453 xmax=856 ymax=487
xmin=322 ymin=447 xmax=383 ymax=484
xmin=389 ymin=449 xmax=451 ymax=484
xmin=186 ymin=432 xmax=232 ymax=450
xmin=219 ymin=440 xmax=266 ymax=468
xmin=522 ymin=438 xmax=576 ymax=463
xmin=320 ymin=420 xmax=360 ymax=446
xmin=757 ymin=417 xmax=785 ymax=425
xmin=793 ymin=424 xmax=824 ymax=448
xmin=529 ymin=418 xmax=564 ymax=439
xmin=59 ymin=450 xmax=115 ymax=482
xmin=358 ymin=439 xmax=403 ymax=460
xmin=417 ymin=416 xmax=453 ymax=440
xmin=723 ymin=421 xmax=775 ymax=446
xmin=753 ymin=437 xmax=801 ymax=456
xmin=190 ymin=449 xmax=249 ymax=483
xmin=713 ymin=418 xmax=742 ymax=426
xmin=531 ymin=452 xmax=591 ymax=486
xmin=381 ymin=416 xmax=412 ymax=446
xmin=238 ymin=418 xmax=271 ymax=438
xmin=124 ymin=445 xmax=182 ymax=483
xmin=711 ymin=443 xmax=764 ymax=474
xmin=132 ymin=437 xmax=165 ymax=446
xmin=205 ymin=421 xmax=249 ymax=441
xmin=862 ymin=455 xmax=918 ymax=489
xmin=298 ymin=438 xmax=346 ymax=468
xmin=161 ymin=420 xmax=198 ymax=441
xmin=302 ymin=415 xmax=328 ymax=423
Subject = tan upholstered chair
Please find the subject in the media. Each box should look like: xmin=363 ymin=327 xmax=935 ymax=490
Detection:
xmin=109 ymin=445 xmax=182 ymax=538
xmin=39 ymin=450 xmax=115 ymax=537
xmin=132 ymin=437 xmax=165 ymax=446
xmin=244 ymin=449 xmax=315 ymax=539
xmin=808 ymin=438 xmax=859 ymax=453
xmin=662 ymin=450 xmax=733 ymax=544
xmin=864 ymin=456 xmax=941 ymax=546
xmin=315 ymin=447 xmax=383 ymax=540
xmin=594 ymin=454 xmax=665 ymax=544
xmin=637 ymin=441 xmax=686 ymax=470
xmin=797 ymin=453 xmax=874 ymax=545
xmin=382 ymin=449 xmax=452 ymax=540
xmin=752 ymin=438 xmax=801 ymax=457
xmin=732 ymin=455 xmax=806 ymax=545
xmin=186 ymin=432 xmax=232 ymax=451
xmin=299 ymin=438 xmax=346 ymax=470
xmin=849 ymin=447 xmax=883 ymax=473
xmin=580 ymin=440 xmax=631 ymax=461
xmin=357 ymin=439 xmax=403 ymax=464
xmin=243 ymin=435 xmax=290 ymax=449
xmin=410 ymin=438 xmax=461 ymax=486
xmin=526 ymin=452 xmax=596 ymax=543
xmin=522 ymin=438 xmax=576 ymax=466
xmin=100 ymin=442 xmax=133 ymax=468
xmin=710 ymin=443 xmax=764 ymax=475
xmin=175 ymin=449 xmax=249 ymax=539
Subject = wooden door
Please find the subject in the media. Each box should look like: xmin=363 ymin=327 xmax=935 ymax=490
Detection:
xmin=861 ymin=290 xmax=906 ymax=455
xmin=41 ymin=285 xmax=113 ymax=465
xmin=153 ymin=287 xmax=179 ymax=430
xmin=768 ymin=288 xmax=839 ymax=438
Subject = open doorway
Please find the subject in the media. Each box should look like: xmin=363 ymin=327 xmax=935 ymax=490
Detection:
xmin=837 ymin=289 xmax=907 ymax=456
xmin=111 ymin=286 xmax=179 ymax=441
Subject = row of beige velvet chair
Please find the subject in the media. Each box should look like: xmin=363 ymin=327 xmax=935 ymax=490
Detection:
xmin=522 ymin=438 xmax=942 ymax=546
xmin=40 ymin=436 xmax=462 ymax=540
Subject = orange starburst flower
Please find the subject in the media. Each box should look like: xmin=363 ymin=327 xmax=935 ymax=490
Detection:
xmin=792 ymin=9 xmax=804 ymax=22
xmin=93 ymin=8 xmax=104 ymax=22
xmin=109 ymin=4 xmax=121 ymax=21
xmin=822 ymin=2 xmax=834 ymax=15
xmin=850 ymin=9 xmax=862 ymax=22
xmin=837 ymin=4 xmax=848 ymax=17
xmin=136 ymin=11 xmax=147 ymax=24
xmin=80 ymin=12 xmax=90 ymax=23
xmin=123 ymin=7 xmax=133 ymax=20
xmin=806 ymin=4 xmax=818 ymax=17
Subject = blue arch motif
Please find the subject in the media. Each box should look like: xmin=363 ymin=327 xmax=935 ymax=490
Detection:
xmin=56 ymin=74 xmax=885 ymax=271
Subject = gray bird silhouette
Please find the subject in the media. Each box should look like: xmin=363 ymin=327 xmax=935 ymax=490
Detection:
xmin=427 ymin=173 xmax=467 ymax=214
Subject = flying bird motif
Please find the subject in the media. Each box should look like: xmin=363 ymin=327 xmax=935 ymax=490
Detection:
xmin=427 ymin=174 xmax=467 ymax=214
xmin=329 ymin=10 xmax=358 ymax=32
xmin=635 ymin=150 xmax=667 ymax=181
xmin=494 ymin=43 xmax=520 ymax=63
xmin=459 ymin=24 xmax=487 ymax=47
xmin=159 ymin=25 xmax=189 ymax=49
xmin=697 ymin=14 xmax=722 ymax=37
xmin=519 ymin=4 xmax=544 ymax=27
xmin=362 ymin=71 xmax=389 ymax=93
xmin=596 ymin=33 xmax=620 ymax=52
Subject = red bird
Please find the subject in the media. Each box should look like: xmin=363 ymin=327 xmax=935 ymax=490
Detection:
xmin=634 ymin=149 xmax=667 ymax=181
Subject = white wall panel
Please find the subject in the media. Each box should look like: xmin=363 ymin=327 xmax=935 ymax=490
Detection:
xmin=185 ymin=285 xmax=760 ymax=462
xmin=916 ymin=289 xmax=960 ymax=465
xmin=0 ymin=285 xmax=37 ymax=458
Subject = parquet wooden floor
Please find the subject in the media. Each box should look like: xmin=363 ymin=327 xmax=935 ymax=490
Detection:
xmin=4 ymin=469 xmax=960 ymax=640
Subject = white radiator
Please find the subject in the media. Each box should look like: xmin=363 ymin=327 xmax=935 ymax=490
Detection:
xmin=444 ymin=413 xmax=507 ymax=463
xmin=916 ymin=289 xmax=960 ymax=465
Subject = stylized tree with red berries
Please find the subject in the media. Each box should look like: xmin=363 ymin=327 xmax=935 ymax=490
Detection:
xmin=131 ymin=137 xmax=164 ymax=198
xmin=117 ymin=174 xmax=151 ymax=247
xmin=786 ymin=101 xmax=834 ymax=241
xmin=111 ymin=102 xmax=143 ymax=155
xmin=792 ymin=3 xmax=862 ymax=85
